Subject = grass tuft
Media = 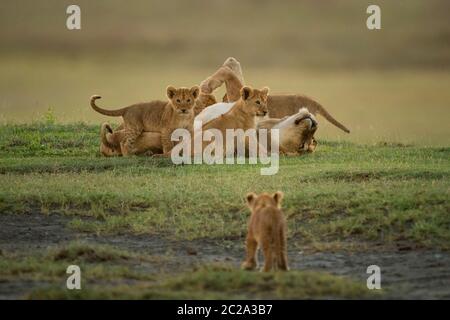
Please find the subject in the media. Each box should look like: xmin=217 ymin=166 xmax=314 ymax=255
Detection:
xmin=48 ymin=242 xmax=133 ymax=263
xmin=26 ymin=265 xmax=376 ymax=300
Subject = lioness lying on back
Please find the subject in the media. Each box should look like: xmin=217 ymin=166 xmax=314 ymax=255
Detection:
xmin=201 ymin=59 xmax=350 ymax=133
xmin=91 ymin=86 xmax=200 ymax=156
xmin=198 ymin=62 xmax=318 ymax=155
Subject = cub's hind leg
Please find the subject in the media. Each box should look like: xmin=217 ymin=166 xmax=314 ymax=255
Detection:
xmin=242 ymin=234 xmax=258 ymax=271
xmin=261 ymin=239 xmax=274 ymax=272
xmin=277 ymin=227 xmax=289 ymax=271
xmin=121 ymin=126 xmax=143 ymax=156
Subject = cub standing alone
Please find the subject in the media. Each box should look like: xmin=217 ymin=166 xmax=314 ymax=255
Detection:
xmin=242 ymin=192 xmax=289 ymax=272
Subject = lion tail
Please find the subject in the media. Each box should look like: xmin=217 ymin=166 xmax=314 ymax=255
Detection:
xmin=312 ymin=101 xmax=350 ymax=134
xmin=90 ymin=95 xmax=126 ymax=117
xmin=100 ymin=122 xmax=119 ymax=149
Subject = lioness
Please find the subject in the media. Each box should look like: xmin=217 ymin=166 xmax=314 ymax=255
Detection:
xmin=257 ymin=108 xmax=318 ymax=155
xmin=91 ymin=86 xmax=200 ymax=155
xmin=242 ymin=191 xmax=288 ymax=272
xmin=98 ymin=57 xmax=323 ymax=157
xmin=202 ymin=60 xmax=350 ymax=133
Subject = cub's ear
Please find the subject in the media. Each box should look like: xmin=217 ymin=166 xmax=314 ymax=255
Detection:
xmin=246 ymin=192 xmax=257 ymax=207
xmin=273 ymin=191 xmax=284 ymax=207
xmin=240 ymin=86 xmax=253 ymax=100
xmin=190 ymin=86 xmax=200 ymax=99
xmin=261 ymin=87 xmax=270 ymax=98
xmin=166 ymin=86 xmax=177 ymax=99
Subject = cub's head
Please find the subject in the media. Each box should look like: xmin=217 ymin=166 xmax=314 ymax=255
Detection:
xmin=167 ymin=86 xmax=200 ymax=116
xmin=99 ymin=123 xmax=121 ymax=157
xmin=240 ymin=86 xmax=269 ymax=117
xmin=246 ymin=191 xmax=284 ymax=212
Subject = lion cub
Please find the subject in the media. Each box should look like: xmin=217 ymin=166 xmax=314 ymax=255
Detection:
xmin=194 ymin=86 xmax=269 ymax=156
xmin=99 ymin=123 xmax=163 ymax=157
xmin=91 ymin=86 xmax=200 ymax=155
xmin=242 ymin=191 xmax=288 ymax=272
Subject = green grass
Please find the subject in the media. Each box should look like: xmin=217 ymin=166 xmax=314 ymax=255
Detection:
xmin=0 ymin=242 xmax=158 ymax=282
xmin=25 ymin=265 xmax=374 ymax=300
xmin=1 ymin=242 xmax=375 ymax=299
xmin=47 ymin=241 xmax=140 ymax=263
xmin=0 ymin=122 xmax=99 ymax=157
xmin=1 ymin=123 xmax=449 ymax=249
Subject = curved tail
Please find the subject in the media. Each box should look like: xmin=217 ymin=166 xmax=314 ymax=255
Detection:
xmin=100 ymin=122 xmax=120 ymax=149
xmin=90 ymin=95 xmax=126 ymax=117
xmin=312 ymin=100 xmax=350 ymax=134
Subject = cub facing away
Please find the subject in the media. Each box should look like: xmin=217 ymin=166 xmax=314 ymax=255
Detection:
xmin=242 ymin=192 xmax=288 ymax=272
xmin=91 ymin=86 xmax=200 ymax=155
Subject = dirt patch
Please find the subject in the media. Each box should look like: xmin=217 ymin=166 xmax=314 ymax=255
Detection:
xmin=0 ymin=213 xmax=449 ymax=299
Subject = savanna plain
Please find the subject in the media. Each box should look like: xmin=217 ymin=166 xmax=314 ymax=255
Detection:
xmin=0 ymin=0 xmax=449 ymax=299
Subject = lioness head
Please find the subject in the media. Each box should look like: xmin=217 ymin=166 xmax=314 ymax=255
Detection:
xmin=274 ymin=108 xmax=318 ymax=152
xmin=167 ymin=86 xmax=200 ymax=116
xmin=240 ymin=86 xmax=269 ymax=117
xmin=246 ymin=191 xmax=284 ymax=210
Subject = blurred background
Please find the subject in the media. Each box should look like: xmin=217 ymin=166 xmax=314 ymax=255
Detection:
xmin=0 ymin=0 xmax=449 ymax=145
